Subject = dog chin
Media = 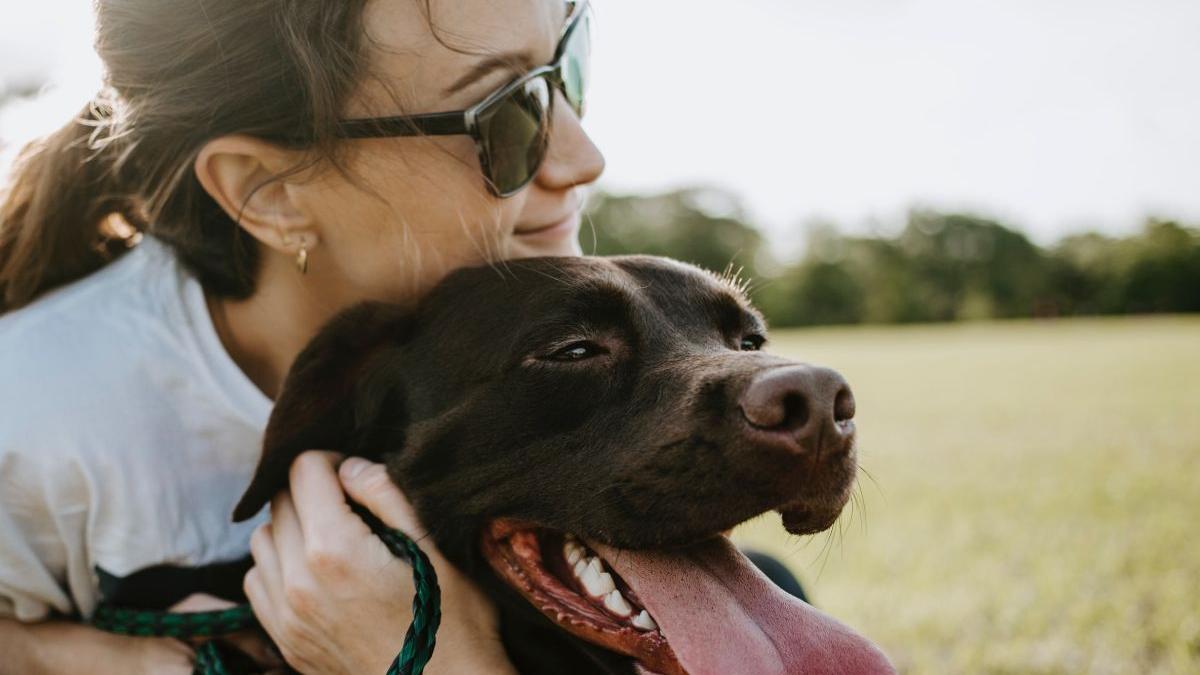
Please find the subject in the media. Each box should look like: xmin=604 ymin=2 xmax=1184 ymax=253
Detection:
xmin=776 ymin=474 xmax=856 ymax=535
xmin=777 ymin=501 xmax=846 ymax=536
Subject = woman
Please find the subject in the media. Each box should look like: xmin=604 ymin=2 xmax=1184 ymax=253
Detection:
xmin=0 ymin=0 xmax=599 ymax=671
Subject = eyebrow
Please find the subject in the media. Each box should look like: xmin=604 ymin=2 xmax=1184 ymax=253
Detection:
xmin=441 ymin=2 xmax=573 ymax=98
xmin=442 ymin=50 xmax=538 ymax=97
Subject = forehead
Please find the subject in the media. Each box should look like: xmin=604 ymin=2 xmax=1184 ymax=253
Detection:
xmin=352 ymin=0 xmax=567 ymax=115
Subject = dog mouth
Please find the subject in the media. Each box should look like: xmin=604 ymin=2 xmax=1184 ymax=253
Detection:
xmin=482 ymin=520 xmax=681 ymax=674
xmin=482 ymin=519 xmax=894 ymax=675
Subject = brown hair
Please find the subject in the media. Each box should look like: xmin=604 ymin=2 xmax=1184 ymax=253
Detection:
xmin=0 ymin=0 xmax=372 ymax=313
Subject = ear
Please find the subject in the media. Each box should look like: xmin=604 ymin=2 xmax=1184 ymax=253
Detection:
xmin=193 ymin=134 xmax=319 ymax=255
xmin=232 ymin=302 xmax=413 ymax=522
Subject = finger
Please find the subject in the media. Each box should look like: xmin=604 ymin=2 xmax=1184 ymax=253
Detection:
xmin=287 ymin=450 xmax=358 ymax=545
xmin=338 ymin=458 xmax=424 ymax=537
xmin=244 ymin=566 xmax=280 ymax=643
xmin=269 ymin=490 xmax=327 ymax=582
xmin=248 ymin=522 xmax=285 ymax=610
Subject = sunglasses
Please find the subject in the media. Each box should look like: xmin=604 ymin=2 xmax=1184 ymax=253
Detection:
xmin=335 ymin=1 xmax=592 ymax=198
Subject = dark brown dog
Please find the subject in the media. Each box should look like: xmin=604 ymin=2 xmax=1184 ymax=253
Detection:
xmin=233 ymin=255 xmax=893 ymax=674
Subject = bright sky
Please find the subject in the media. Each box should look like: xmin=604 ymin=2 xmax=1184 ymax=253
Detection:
xmin=3 ymin=0 xmax=1199 ymax=250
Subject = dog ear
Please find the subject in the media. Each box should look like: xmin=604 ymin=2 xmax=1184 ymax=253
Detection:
xmin=232 ymin=301 xmax=413 ymax=522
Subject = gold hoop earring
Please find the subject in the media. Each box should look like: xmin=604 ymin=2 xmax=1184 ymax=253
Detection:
xmin=296 ymin=247 xmax=309 ymax=275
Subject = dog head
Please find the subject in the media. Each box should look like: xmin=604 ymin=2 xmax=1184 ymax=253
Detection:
xmin=234 ymin=255 xmax=891 ymax=674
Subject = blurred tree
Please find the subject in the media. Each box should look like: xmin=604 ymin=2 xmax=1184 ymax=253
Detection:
xmin=583 ymin=187 xmax=766 ymax=281
xmin=0 ymin=78 xmax=42 ymax=108
xmin=582 ymin=186 xmax=1199 ymax=327
xmin=1051 ymin=232 xmax=1129 ymax=314
xmin=753 ymin=260 xmax=865 ymax=326
xmin=752 ymin=224 xmax=867 ymax=326
xmin=1050 ymin=220 xmax=1200 ymax=314
xmin=1119 ymin=220 xmax=1200 ymax=313
xmin=898 ymin=210 xmax=1049 ymax=321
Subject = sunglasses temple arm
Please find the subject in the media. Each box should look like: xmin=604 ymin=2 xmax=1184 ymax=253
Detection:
xmin=336 ymin=111 xmax=471 ymax=139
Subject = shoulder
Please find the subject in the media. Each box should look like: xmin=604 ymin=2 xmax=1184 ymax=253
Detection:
xmin=0 ymin=235 xmax=182 ymax=339
xmin=0 ymin=237 xmax=198 ymax=445
xmin=0 ymin=235 xmax=182 ymax=336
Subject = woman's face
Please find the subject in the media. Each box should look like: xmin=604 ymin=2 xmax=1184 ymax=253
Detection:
xmin=294 ymin=0 xmax=605 ymax=306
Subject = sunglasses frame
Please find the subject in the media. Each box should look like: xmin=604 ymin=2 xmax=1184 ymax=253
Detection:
xmin=335 ymin=0 xmax=591 ymax=197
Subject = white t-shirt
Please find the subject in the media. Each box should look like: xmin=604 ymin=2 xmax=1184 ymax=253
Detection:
xmin=0 ymin=236 xmax=272 ymax=621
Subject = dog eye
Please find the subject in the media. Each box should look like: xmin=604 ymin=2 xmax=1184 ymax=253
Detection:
xmin=548 ymin=341 xmax=607 ymax=361
xmin=740 ymin=334 xmax=766 ymax=351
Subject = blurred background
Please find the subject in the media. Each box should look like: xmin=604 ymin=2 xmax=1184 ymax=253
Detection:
xmin=3 ymin=1 xmax=1198 ymax=673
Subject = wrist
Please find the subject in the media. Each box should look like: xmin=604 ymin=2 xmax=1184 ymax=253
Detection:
xmin=422 ymin=629 xmax=515 ymax=675
xmin=425 ymin=650 xmax=516 ymax=675
xmin=350 ymin=639 xmax=406 ymax=675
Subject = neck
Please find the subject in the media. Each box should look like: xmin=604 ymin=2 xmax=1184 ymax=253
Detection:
xmin=204 ymin=254 xmax=343 ymax=401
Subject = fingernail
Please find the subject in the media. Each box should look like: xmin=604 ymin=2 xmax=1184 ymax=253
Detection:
xmin=340 ymin=457 xmax=370 ymax=480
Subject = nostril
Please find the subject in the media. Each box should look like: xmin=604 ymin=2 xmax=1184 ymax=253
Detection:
xmin=834 ymin=386 xmax=855 ymax=422
xmin=781 ymin=392 xmax=809 ymax=430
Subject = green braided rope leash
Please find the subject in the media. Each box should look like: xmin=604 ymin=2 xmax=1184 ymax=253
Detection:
xmin=194 ymin=641 xmax=233 ymax=675
xmin=91 ymin=497 xmax=441 ymax=675
xmin=348 ymin=501 xmax=442 ymax=675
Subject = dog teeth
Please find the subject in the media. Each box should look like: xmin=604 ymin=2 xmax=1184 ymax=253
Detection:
xmin=576 ymin=557 xmax=598 ymax=588
xmin=578 ymin=557 xmax=617 ymax=597
xmin=595 ymin=572 xmax=616 ymax=595
xmin=603 ymin=590 xmax=633 ymax=617
xmin=564 ymin=541 xmax=584 ymax=565
xmin=632 ymin=610 xmax=658 ymax=631
xmin=564 ymin=549 xmax=652 ymax=628
xmin=580 ymin=564 xmax=604 ymax=596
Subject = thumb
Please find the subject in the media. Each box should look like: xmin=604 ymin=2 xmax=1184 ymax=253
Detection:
xmin=338 ymin=457 xmax=425 ymax=537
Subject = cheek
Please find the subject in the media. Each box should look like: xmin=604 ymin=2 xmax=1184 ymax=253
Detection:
xmin=306 ymin=140 xmax=525 ymax=301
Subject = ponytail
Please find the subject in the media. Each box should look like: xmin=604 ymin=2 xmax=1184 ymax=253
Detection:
xmin=0 ymin=100 xmax=145 ymax=314
xmin=1 ymin=0 xmax=373 ymax=315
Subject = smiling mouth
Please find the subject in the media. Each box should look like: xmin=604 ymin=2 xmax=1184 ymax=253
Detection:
xmin=515 ymin=211 xmax=579 ymax=236
xmin=482 ymin=519 xmax=683 ymax=675
xmin=481 ymin=516 xmax=895 ymax=675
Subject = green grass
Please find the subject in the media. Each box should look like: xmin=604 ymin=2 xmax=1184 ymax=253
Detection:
xmin=730 ymin=316 xmax=1200 ymax=674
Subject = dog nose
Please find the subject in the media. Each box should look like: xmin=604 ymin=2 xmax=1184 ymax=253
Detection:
xmin=738 ymin=365 xmax=855 ymax=454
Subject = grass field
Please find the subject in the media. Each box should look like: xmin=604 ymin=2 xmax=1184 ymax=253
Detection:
xmin=729 ymin=315 xmax=1200 ymax=674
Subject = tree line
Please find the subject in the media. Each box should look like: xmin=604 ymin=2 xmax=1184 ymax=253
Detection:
xmin=584 ymin=187 xmax=1200 ymax=327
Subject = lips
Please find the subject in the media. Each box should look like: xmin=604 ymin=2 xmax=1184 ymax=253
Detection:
xmin=515 ymin=211 xmax=579 ymax=236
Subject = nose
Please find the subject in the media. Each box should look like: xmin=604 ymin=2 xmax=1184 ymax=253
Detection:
xmin=738 ymin=365 xmax=856 ymax=456
xmin=533 ymin=90 xmax=605 ymax=191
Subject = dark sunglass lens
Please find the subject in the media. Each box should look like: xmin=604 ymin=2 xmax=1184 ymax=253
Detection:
xmin=478 ymin=77 xmax=551 ymax=195
xmin=560 ymin=11 xmax=591 ymax=116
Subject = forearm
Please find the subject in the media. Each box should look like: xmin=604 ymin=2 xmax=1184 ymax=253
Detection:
xmin=0 ymin=617 xmax=191 ymax=675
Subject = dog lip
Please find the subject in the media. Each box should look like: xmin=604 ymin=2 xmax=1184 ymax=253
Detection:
xmin=481 ymin=520 xmax=685 ymax=674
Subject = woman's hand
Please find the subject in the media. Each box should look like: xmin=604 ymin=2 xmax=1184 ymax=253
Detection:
xmin=243 ymin=451 xmax=516 ymax=675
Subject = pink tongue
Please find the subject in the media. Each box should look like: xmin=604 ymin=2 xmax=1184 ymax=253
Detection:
xmin=590 ymin=537 xmax=895 ymax=675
